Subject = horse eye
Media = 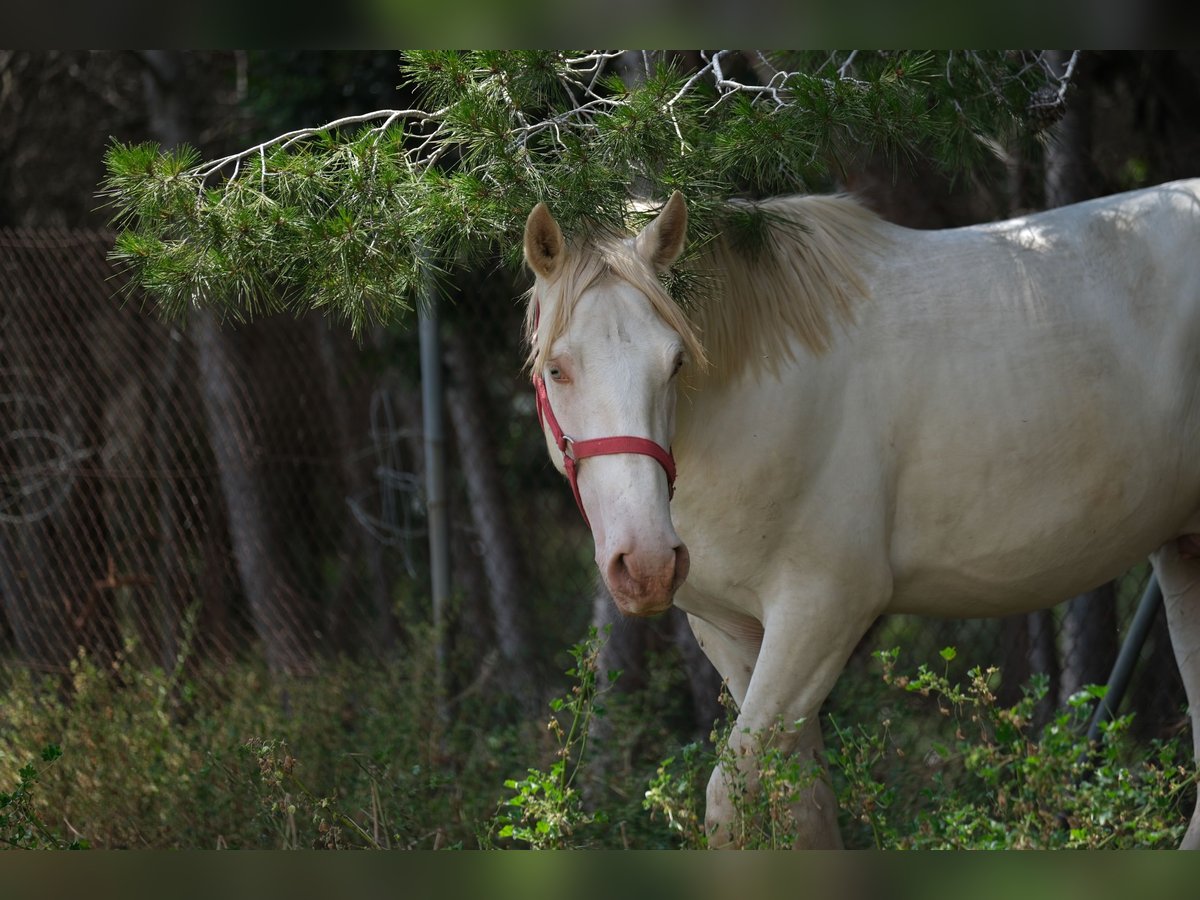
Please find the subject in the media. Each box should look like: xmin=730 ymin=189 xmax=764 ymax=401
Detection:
xmin=548 ymin=365 xmax=565 ymax=382
xmin=671 ymin=353 xmax=685 ymax=377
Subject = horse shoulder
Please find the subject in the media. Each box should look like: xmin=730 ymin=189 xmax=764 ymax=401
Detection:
xmin=678 ymin=355 xmax=896 ymax=621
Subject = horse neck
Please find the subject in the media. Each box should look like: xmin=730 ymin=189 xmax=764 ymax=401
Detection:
xmin=684 ymin=196 xmax=890 ymax=389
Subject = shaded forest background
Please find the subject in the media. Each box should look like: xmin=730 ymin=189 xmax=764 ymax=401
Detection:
xmin=2 ymin=51 xmax=1200 ymax=848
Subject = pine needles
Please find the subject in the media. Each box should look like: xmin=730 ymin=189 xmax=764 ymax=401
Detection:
xmin=102 ymin=50 xmax=1072 ymax=330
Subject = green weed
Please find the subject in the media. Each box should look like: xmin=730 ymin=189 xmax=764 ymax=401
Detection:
xmin=485 ymin=626 xmax=616 ymax=849
xmin=829 ymin=647 xmax=1194 ymax=848
xmin=0 ymin=635 xmax=1191 ymax=849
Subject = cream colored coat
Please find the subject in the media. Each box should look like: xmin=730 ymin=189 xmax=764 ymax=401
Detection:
xmin=524 ymin=181 xmax=1200 ymax=847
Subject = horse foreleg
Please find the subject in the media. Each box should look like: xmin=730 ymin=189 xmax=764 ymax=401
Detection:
xmin=703 ymin=587 xmax=881 ymax=849
xmin=705 ymin=717 xmax=841 ymax=849
xmin=1153 ymin=540 xmax=1200 ymax=849
xmin=681 ymin=612 xmax=777 ymax=847
xmin=684 ymin=611 xmax=760 ymax=707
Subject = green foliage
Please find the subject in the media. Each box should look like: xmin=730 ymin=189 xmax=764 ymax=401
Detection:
xmin=0 ymin=745 xmax=87 ymax=849
xmin=829 ymin=648 xmax=1194 ymax=849
xmin=0 ymin=628 xmax=525 ymax=849
xmin=102 ymin=50 xmax=1066 ymax=331
xmin=486 ymin=626 xmax=616 ymax=849
xmin=644 ymin=693 xmax=825 ymax=849
xmin=0 ymin=634 xmax=1192 ymax=849
xmin=643 ymin=739 xmax=710 ymax=847
xmin=646 ymin=648 xmax=1194 ymax=850
xmin=0 ymin=622 xmax=699 ymax=850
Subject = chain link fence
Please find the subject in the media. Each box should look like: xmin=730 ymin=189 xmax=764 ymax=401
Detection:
xmin=0 ymin=226 xmax=1184 ymax=736
xmin=0 ymin=227 xmax=597 ymax=676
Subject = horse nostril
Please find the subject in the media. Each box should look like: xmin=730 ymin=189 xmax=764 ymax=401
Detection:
xmin=608 ymin=553 xmax=633 ymax=590
xmin=604 ymin=545 xmax=690 ymax=610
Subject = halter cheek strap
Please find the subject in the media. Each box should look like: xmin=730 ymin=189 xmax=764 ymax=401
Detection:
xmin=533 ymin=371 xmax=676 ymax=531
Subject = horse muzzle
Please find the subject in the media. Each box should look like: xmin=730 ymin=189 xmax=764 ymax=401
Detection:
xmin=602 ymin=542 xmax=690 ymax=617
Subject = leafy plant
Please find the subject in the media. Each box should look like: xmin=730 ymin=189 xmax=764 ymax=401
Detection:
xmin=643 ymin=738 xmax=711 ymax=848
xmin=645 ymin=688 xmax=825 ymax=849
xmin=486 ymin=626 xmax=617 ymax=849
xmin=645 ymin=647 xmax=1195 ymax=849
xmin=0 ymin=745 xmax=86 ymax=849
xmin=830 ymin=647 xmax=1194 ymax=848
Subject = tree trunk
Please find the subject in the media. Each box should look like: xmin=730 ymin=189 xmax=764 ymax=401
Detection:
xmin=668 ymin=607 xmax=724 ymax=736
xmin=1027 ymin=609 xmax=1060 ymax=729
xmin=311 ymin=318 xmax=397 ymax=656
xmin=0 ymin=243 xmax=116 ymax=676
xmin=152 ymin=326 xmax=186 ymax=670
xmin=998 ymin=614 xmax=1034 ymax=708
xmin=444 ymin=330 xmax=536 ymax=707
xmin=1042 ymin=51 xmax=1119 ymax=708
xmin=1058 ymin=581 xmax=1118 ymax=704
xmin=142 ymin=51 xmax=315 ymax=676
xmin=192 ymin=312 xmax=315 ymax=675
xmin=1044 ymin=51 xmax=1098 ymax=209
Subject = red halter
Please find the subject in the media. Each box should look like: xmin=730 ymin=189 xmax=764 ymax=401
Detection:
xmin=531 ymin=302 xmax=677 ymax=529
xmin=532 ymin=371 xmax=676 ymax=531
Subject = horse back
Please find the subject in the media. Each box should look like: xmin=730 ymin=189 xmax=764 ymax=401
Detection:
xmin=866 ymin=180 xmax=1200 ymax=614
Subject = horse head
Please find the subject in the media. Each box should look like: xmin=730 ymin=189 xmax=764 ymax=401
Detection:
xmin=523 ymin=193 xmax=697 ymax=616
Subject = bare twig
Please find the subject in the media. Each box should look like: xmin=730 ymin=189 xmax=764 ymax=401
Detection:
xmin=194 ymin=108 xmax=438 ymax=183
xmin=837 ymin=50 xmax=859 ymax=79
xmin=1026 ymin=50 xmax=1081 ymax=118
xmin=1056 ymin=50 xmax=1081 ymax=102
xmin=161 ymin=50 xmax=1065 ymax=204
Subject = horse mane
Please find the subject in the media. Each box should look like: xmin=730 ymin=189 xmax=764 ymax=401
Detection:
xmin=525 ymin=194 xmax=889 ymax=382
xmin=694 ymin=195 xmax=889 ymax=380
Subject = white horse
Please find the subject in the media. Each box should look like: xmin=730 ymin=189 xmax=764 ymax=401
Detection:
xmin=522 ymin=180 xmax=1200 ymax=848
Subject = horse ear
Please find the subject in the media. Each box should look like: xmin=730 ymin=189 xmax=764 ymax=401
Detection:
xmin=635 ymin=191 xmax=688 ymax=272
xmin=524 ymin=202 xmax=565 ymax=280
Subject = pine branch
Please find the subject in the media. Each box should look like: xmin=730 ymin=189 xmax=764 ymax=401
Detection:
xmin=103 ymin=50 xmax=1071 ymax=331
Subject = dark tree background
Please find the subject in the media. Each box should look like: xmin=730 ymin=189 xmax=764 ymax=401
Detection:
xmin=2 ymin=50 xmax=1199 ymax=728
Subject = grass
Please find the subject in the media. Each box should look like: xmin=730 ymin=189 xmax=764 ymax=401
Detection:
xmin=0 ymin=626 xmax=696 ymax=849
xmin=0 ymin=632 xmax=1193 ymax=849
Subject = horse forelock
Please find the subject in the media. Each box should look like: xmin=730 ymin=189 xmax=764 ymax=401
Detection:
xmin=522 ymin=194 xmax=887 ymax=382
xmin=523 ymin=235 xmax=706 ymax=375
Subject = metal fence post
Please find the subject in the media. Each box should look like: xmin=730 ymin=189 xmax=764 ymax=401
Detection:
xmin=418 ymin=293 xmax=450 ymax=718
xmin=1086 ymin=573 xmax=1163 ymax=744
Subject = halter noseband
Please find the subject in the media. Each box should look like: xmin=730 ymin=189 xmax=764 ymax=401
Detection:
xmin=532 ymin=308 xmax=677 ymax=530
